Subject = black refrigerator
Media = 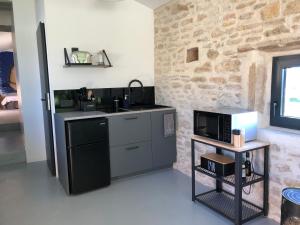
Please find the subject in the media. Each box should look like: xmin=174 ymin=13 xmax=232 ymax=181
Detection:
xmin=66 ymin=118 xmax=111 ymax=194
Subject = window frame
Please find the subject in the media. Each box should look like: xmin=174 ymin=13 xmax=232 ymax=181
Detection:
xmin=270 ymin=54 xmax=300 ymax=130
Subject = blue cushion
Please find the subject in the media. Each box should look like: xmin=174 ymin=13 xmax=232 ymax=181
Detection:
xmin=0 ymin=51 xmax=14 ymax=87
xmin=0 ymin=85 xmax=16 ymax=95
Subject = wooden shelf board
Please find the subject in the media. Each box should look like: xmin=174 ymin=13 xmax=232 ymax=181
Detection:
xmin=63 ymin=63 xmax=112 ymax=68
xmin=192 ymin=135 xmax=269 ymax=153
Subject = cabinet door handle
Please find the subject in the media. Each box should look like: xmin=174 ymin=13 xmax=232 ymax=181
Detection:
xmin=46 ymin=93 xmax=51 ymax=111
xmin=126 ymin=146 xmax=139 ymax=151
xmin=124 ymin=116 xmax=138 ymax=120
xmin=98 ymin=122 xmax=106 ymax=126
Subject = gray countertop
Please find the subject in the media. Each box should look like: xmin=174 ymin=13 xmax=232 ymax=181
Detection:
xmin=55 ymin=107 xmax=176 ymax=121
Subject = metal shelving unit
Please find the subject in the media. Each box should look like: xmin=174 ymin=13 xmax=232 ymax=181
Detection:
xmin=195 ymin=166 xmax=264 ymax=187
xmin=191 ymin=135 xmax=270 ymax=225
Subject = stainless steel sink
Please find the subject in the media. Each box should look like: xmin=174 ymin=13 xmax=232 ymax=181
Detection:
xmin=99 ymin=105 xmax=170 ymax=114
xmin=98 ymin=108 xmax=129 ymax=113
xmin=122 ymin=105 xmax=170 ymax=111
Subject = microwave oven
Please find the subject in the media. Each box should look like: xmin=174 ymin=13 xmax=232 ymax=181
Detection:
xmin=193 ymin=108 xmax=257 ymax=144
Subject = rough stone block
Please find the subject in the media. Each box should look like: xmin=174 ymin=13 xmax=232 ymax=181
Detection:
xmin=223 ymin=13 xmax=236 ymax=21
xmin=197 ymin=14 xmax=207 ymax=22
xmin=215 ymin=59 xmax=241 ymax=72
xmin=209 ymin=77 xmax=226 ymax=84
xmin=236 ymin=0 xmax=256 ymax=10
xmin=194 ymin=62 xmax=212 ymax=72
xmin=181 ymin=18 xmax=193 ymax=26
xmin=198 ymin=84 xmax=217 ymax=89
xmin=264 ymin=25 xmax=290 ymax=37
xmin=248 ymin=63 xmax=256 ymax=110
xmin=240 ymin=12 xmax=254 ymax=20
xmin=191 ymin=76 xmax=207 ymax=82
xmin=254 ymin=3 xmax=266 ymax=10
xmin=207 ymin=49 xmax=219 ymax=59
xmin=261 ymin=1 xmax=280 ymax=20
xmin=284 ymin=0 xmax=300 ymax=15
xmin=246 ymin=36 xmax=262 ymax=42
xmin=171 ymin=4 xmax=189 ymax=15
xmin=229 ymin=75 xmax=241 ymax=83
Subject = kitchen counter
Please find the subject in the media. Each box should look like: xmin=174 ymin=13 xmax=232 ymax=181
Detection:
xmin=55 ymin=107 xmax=176 ymax=121
xmin=55 ymin=105 xmax=177 ymax=194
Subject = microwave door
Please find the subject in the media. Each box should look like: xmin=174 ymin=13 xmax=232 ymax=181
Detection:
xmin=218 ymin=115 xmax=224 ymax=142
xmin=195 ymin=112 xmax=219 ymax=140
xmin=195 ymin=114 xmax=206 ymax=136
xmin=217 ymin=116 xmax=220 ymax=140
xmin=203 ymin=114 xmax=219 ymax=140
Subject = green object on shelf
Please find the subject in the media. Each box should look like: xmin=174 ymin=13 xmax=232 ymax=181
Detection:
xmin=71 ymin=51 xmax=92 ymax=64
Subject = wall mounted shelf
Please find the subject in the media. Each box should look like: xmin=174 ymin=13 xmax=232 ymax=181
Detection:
xmin=63 ymin=63 xmax=112 ymax=68
xmin=63 ymin=48 xmax=112 ymax=68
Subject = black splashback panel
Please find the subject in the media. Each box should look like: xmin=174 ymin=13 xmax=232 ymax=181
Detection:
xmin=54 ymin=86 xmax=155 ymax=112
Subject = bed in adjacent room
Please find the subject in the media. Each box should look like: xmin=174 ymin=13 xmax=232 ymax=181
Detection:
xmin=0 ymin=51 xmax=18 ymax=110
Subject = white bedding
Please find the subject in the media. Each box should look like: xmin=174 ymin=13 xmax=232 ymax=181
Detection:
xmin=1 ymin=94 xmax=18 ymax=106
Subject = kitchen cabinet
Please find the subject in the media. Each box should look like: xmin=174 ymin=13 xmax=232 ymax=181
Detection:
xmin=110 ymin=141 xmax=152 ymax=177
xmin=108 ymin=109 xmax=176 ymax=178
xmin=151 ymin=110 xmax=176 ymax=168
xmin=55 ymin=108 xmax=177 ymax=182
xmin=108 ymin=113 xmax=151 ymax=146
xmin=108 ymin=112 xmax=152 ymax=177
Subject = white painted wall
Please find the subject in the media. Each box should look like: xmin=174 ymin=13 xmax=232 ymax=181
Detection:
xmin=0 ymin=32 xmax=13 ymax=50
xmin=35 ymin=0 xmax=45 ymax=24
xmin=135 ymin=0 xmax=171 ymax=9
xmin=43 ymin=0 xmax=154 ymax=92
xmin=41 ymin=0 xmax=154 ymax=175
xmin=2 ymin=0 xmax=47 ymax=162
xmin=0 ymin=9 xmax=13 ymax=50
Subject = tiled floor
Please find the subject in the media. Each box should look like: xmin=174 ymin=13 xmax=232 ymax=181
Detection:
xmin=0 ymin=127 xmax=26 ymax=166
xmin=0 ymin=130 xmax=24 ymax=154
xmin=0 ymin=109 xmax=20 ymax=124
xmin=0 ymin=162 xmax=278 ymax=225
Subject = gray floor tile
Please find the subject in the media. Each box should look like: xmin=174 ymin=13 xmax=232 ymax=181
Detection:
xmin=0 ymin=162 xmax=278 ymax=225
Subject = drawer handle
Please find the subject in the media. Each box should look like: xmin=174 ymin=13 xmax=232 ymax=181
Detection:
xmin=126 ymin=146 xmax=139 ymax=151
xmin=99 ymin=122 xmax=106 ymax=126
xmin=124 ymin=117 xmax=138 ymax=120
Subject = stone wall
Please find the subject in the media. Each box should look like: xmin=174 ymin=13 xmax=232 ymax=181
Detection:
xmin=154 ymin=0 xmax=300 ymax=222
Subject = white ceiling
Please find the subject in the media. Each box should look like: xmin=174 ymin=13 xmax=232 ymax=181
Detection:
xmin=135 ymin=0 xmax=171 ymax=9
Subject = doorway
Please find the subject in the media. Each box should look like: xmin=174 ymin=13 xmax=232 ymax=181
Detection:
xmin=0 ymin=2 xmax=26 ymax=166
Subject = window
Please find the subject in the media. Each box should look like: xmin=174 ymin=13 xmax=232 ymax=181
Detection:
xmin=270 ymin=55 xmax=300 ymax=130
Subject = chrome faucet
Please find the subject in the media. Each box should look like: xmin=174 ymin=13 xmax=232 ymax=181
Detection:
xmin=128 ymin=79 xmax=144 ymax=106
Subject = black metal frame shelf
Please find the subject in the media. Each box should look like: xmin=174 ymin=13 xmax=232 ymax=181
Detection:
xmin=63 ymin=63 xmax=112 ymax=68
xmin=195 ymin=190 xmax=264 ymax=224
xmin=191 ymin=135 xmax=270 ymax=225
xmin=63 ymin=48 xmax=112 ymax=68
xmin=195 ymin=166 xmax=264 ymax=187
